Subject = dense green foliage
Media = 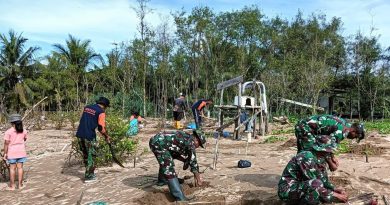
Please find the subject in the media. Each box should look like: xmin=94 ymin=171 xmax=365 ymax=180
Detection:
xmin=364 ymin=120 xmax=390 ymax=134
xmin=67 ymin=115 xmax=138 ymax=167
xmin=1 ymin=3 xmax=390 ymax=120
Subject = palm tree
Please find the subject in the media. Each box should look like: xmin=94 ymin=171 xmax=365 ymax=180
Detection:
xmin=53 ymin=34 xmax=101 ymax=107
xmin=0 ymin=30 xmax=39 ymax=112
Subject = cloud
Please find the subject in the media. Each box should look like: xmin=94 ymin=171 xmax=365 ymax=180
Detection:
xmin=0 ymin=0 xmax=389 ymax=56
xmin=0 ymin=0 xmax=165 ymax=54
xmin=315 ymin=0 xmax=390 ymax=46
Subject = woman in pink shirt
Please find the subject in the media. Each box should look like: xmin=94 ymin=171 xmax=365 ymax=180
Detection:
xmin=3 ymin=114 xmax=28 ymax=190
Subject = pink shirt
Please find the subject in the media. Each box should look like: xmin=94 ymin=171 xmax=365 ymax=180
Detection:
xmin=4 ymin=127 xmax=28 ymax=159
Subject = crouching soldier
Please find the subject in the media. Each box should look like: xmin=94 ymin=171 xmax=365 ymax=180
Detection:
xmin=295 ymin=114 xmax=365 ymax=153
xmin=149 ymin=129 xmax=206 ymax=201
xmin=278 ymin=135 xmax=348 ymax=204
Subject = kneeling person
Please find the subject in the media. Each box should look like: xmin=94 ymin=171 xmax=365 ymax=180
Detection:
xmin=149 ymin=129 xmax=206 ymax=201
xmin=278 ymin=136 xmax=348 ymax=204
xmin=295 ymin=114 xmax=365 ymax=153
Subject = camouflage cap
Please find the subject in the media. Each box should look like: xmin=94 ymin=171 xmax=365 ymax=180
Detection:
xmin=312 ymin=135 xmax=337 ymax=153
xmin=356 ymin=123 xmax=365 ymax=143
xmin=8 ymin=114 xmax=22 ymax=123
xmin=193 ymin=129 xmax=206 ymax=148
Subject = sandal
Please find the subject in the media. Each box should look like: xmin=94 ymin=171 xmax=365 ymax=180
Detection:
xmin=5 ymin=186 xmax=16 ymax=191
xmin=19 ymin=184 xmax=26 ymax=190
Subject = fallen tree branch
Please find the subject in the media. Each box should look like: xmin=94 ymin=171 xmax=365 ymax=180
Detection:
xmin=22 ymin=96 xmax=48 ymax=120
xmin=359 ymin=176 xmax=390 ymax=186
xmin=235 ymin=110 xmax=261 ymax=131
xmin=216 ymin=115 xmax=240 ymax=132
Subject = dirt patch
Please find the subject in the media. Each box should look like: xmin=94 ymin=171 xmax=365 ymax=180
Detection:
xmin=136 ymin=181 xmax=215 ymax=205
xmin=330 ymin=176 xmax=351 ymax=186
xmin=136 ymin=190 xmax=175 ymax=205
xmin=191 ymin=196 xmax=226 ymax=205
xmin=183 ymin=181 xmax=212 ymax=195
xmin=329 ymin=176 xmax=359 ymax=197
xmin=239 ymin=190 xmax=282 ymax=205
xmin=280 ymin=138 xmax=297 ymax=148
xmin=349 ymin=143 xmax=385 ymax=156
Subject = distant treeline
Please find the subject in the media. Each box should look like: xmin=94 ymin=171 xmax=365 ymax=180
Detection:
xmin=1 ymin=1 xmax=389 ymax=120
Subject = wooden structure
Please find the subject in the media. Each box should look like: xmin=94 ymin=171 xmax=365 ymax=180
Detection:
xmin=212 ymin=76 xmax=269 ymax=169
xmin=280 ymin=98 xmax=325 ymax=112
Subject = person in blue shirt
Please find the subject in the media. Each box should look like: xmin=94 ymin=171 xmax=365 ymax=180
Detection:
xmin=75 ymin=97 xmax=111 ymax=183
xmin=191 ymin=99 xmax=213 ymax=129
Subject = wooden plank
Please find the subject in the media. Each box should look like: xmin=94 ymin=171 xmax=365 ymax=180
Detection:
xmin=216 ymin=76 xmax=243 ymax=90
xmin=235 ymin=82 xmax=242 ymax=140
xmin=280 ymin=98 xmax=325 ymax=111
xmin=215 ymin=105 xmax=262 ymax=109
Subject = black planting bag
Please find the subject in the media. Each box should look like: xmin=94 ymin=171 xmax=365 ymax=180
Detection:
xmin=238 ymin=160 xmax=251 ymax=168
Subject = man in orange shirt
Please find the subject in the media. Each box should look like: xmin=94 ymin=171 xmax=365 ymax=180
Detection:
xmin=76 ymin=97 xmax=111 ymax=183
xmin=191 ymin=99 xmax=213 ymax=129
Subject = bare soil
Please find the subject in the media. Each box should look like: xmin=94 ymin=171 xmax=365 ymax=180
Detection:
xmin=0 ymin=120 xmax=390 ymax=205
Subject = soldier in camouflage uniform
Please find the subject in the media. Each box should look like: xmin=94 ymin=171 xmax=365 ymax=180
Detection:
xmin=149 ymin=129 xmax=206 ymax=201
xmin=295 ymin=114 xmax=365 ymax=153
xmin=278 ymin=135 xmax=349 ymax=204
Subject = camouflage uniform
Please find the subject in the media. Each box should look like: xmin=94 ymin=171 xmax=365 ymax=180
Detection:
xmin=295 ymin=115 xmax=351 ymax=152
xmin=78 ymin=139 xmax=97 ymax=179
xmin=278 ymin=151 xmax=335 ymax=205
xmin=149 ymin=131 xmax=199 ymax=179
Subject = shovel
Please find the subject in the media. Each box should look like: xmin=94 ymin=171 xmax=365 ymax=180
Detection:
xmin=108 ymin=143 xmax=125 ymax=168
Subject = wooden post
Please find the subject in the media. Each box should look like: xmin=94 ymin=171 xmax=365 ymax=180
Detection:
xmin=259 ymin=87 xmax=265 ymax=136
xmin=234 ymin=83 xmax=242 ymax=140
xmin=212 ymin=136 xmax=219 ymax=170
xmin=252 ymin=80 xmax=257 ymax=139
xmin=264 ymin=114 xmax=269 ymax=135
xmin=213 ymin=88 xmax=224 ymax=170
xmin=218 ymin=89 xmax=224 ymax=135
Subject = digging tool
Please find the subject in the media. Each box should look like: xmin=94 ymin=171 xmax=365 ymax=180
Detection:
xmin=108 ymin=143 xmax=125 ymax=168
xmin=0 ymin=152 xmax=9 ymax=180
xmin=23 ymin=167 xmax=31 ymax=182
xmin=76 ymin=190 xmax=85 ymax=205
xmin=383 ymin=195 xmax=389 ymax=205
xmin=202 ymin=115 xmax=217 ymax=121
xmin=200 ymin=167 xmax=209 ymax=174
xmin=348 ymin=193 xmax=375 ymax=203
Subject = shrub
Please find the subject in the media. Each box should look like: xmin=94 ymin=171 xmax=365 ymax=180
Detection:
xmin=66 ymin=115 xmax=138 ymax=167
xmin=263 ymin=136 xmax=288 ymax=143
xmin=364 ymin=120 xmax=390 ymax=134
xmin=271 ymin=128 xmax=294 ymax=135
xmin=335 ymin=140 xmax=351 ymax=154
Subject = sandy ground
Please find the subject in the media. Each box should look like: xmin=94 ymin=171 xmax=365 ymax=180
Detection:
xmin=0 ymin=120 xmax=389 ymax=205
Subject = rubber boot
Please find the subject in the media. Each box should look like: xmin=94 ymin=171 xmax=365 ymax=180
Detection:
xmin=177 ymin=121 xmax=184 ymax=129
xmin=167 ymin=178 xmax=187 ymax=201
xmin=157 ymin=174 xmax=168 ymax=186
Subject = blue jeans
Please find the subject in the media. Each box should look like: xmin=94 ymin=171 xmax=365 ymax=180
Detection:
xmin=192 ymin=109 xmax=202 ymax=129
xmin=7 ymin=157 xmax=27 ymax=164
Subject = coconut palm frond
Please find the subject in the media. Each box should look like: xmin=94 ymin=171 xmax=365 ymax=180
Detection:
xmin=14 ymin=82 xmax=30 ymax=107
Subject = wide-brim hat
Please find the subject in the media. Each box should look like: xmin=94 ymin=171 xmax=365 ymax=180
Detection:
xmin=9 ymin=114 xmax=22 ymax=123
xmin=96 ymin=97 xmax=110 ymax=107
xmin=312 ymin=135 xmax=337 ymax=153
xmin=193 ymin=129 xmax=206 ymax=148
